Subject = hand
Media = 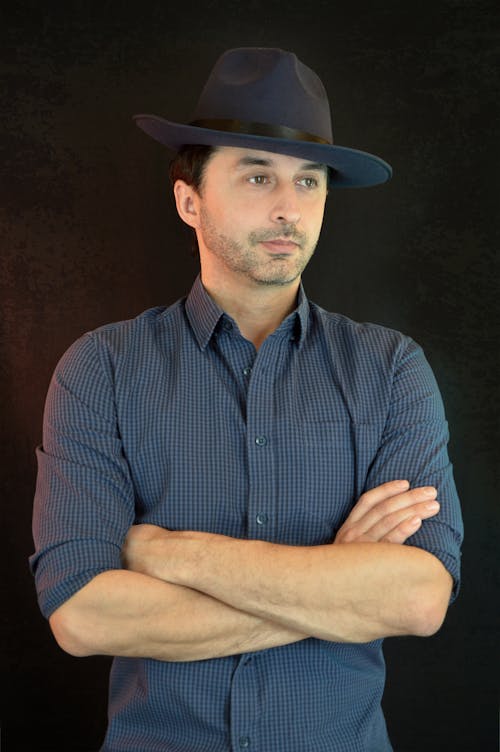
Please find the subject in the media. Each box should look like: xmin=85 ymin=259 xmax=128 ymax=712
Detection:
xmin=334 ymin=480 xmax=440 ymax=545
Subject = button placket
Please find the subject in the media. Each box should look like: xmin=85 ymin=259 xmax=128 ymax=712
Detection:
xmin=230 ymin=655 xmax=258 ymax=752
xmin=245 ymin=350 xmax=277 ymax=543
xmin=213 ymin=326 xmax=257 ymax=409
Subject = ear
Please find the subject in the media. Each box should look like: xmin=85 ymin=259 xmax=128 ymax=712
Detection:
xmin=173 ymin=180 xmax=201 ymax=230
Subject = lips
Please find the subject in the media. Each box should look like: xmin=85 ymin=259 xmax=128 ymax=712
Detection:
xmin=260 ymin=239 xmax=298 ymax=253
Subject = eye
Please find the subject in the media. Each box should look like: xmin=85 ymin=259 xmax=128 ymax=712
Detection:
xmin=297 ymin=176 xmax=319 ymax=189
xmin=248 ymin=175 xmax=270 ymax=185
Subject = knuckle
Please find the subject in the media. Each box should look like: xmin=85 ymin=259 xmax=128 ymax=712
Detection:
xmin=383 ymin=532 xmax=404 ymax=544
xmin=341 ymin=527 xmax=359 ymax=543
xmin=352 ymin=495 xmax=370 ymax=514
xmin=379 ymin=498 xmax=397 ymax=515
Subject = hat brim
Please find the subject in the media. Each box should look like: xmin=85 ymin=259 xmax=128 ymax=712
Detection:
xmin=133 ymin=114 xmax=392 ymax=189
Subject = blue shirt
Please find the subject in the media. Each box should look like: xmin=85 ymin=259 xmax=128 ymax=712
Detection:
xmin=30 ymin=275 xmax=463 ymax=752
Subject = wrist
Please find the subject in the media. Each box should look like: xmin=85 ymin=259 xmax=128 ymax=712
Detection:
xmin=144 ymin=529 xmax=213 ymax=587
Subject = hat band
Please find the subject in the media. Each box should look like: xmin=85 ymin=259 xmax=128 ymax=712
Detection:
xmin=190 ymin=118 xmax=331 ymax=145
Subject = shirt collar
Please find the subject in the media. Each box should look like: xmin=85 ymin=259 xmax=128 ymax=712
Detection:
xmin=185 ymin=275 xmax=225 ymax=350
xmin=185 ymin=274 xmax=310 ymax=351
xmin=294 ymin=283 xmax=310 ymax=348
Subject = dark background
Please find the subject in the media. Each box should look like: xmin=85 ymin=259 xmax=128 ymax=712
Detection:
xmin=1 ymin=1 xmax=498 ymax=750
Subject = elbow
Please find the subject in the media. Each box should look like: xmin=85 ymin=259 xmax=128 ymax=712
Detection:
xmin=407 ymin=570 xmax=453 ymax=638
xmin=410 ymin=598 xmax=448 ymax=637
xmin=49 ymin=604 xmax=99 ymax=657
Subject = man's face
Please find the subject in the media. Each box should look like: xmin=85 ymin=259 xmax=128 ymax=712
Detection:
xmin=192 ymin=146 xmax=328 ymax=288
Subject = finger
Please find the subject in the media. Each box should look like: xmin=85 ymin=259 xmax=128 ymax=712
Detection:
xmin=337 ymin=495 xmax=439 ymax=544
xmin=380 ymin=516 xmax=423 ymax=544
xmin=346 ymin=480 xmax=410 ymax=522
xmin=346 ymin=485 xmax=438 ymax=532
xmin=365 ymin=500 xmax=440 ymax=542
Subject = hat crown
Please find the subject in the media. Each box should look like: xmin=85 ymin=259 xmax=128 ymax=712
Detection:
xmin=133 ymin=47 xmax=393 ymax=187
xmin=192 ymin=47 xmax=333 ymax=143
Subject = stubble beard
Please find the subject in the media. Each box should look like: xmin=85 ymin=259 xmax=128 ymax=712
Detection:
xmin=199 ymin=205 xmax=318 ymax=287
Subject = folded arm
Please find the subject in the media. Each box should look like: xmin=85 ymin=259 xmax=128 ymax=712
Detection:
xmin=122 ymin=481 xmax=453 ymax=644
xmin=49 ymin=569 xmax=307 ymax=662
xmin=49 ymin=480 xmax=449 ymax=659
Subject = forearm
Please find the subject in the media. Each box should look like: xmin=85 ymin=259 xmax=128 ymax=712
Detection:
xmin=49 ymin=568 xmax=307 ymax=662
xmin=145 ymin=534 xmax=452 ymax=643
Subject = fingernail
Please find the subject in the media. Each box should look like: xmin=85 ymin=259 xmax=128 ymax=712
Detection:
xmin=409 ymin=516 xmax=421 ymax=527
xmin=423 ymin=487 xmax=437 ymax=497
xmin=425 ymin=501 xmax=440 ymax=511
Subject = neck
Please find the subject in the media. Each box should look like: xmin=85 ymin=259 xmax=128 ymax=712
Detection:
xmin=200 ymin=268 xmax=301 ymax=350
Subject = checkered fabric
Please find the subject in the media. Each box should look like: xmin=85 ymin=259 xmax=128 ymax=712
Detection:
xmin=30 ymin=275 xmax=463 ymax=751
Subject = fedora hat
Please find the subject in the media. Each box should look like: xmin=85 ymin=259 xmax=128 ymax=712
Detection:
xmin=133 ymin=47 xmax=392 ymax=188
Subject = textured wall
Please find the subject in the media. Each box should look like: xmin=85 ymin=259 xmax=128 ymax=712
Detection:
xmin=1 ymin=2 xmax=498 ymax=750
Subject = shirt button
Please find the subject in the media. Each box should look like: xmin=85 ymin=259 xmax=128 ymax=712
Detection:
xmin=239 ymin=737 xmax=250 ymax=748
xmin=256 ymin=513 xmax=268 ymax=525
xmin=243 ymin=366 xmax=252 ymax=376
xmin=255 ymin=436 xmax=267 ymax=447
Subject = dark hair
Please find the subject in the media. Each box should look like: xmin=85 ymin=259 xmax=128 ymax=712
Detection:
xmin=168 ymin=145 xmax=217 ymax=258
xmin=168 ymin=144 xmax=217 ymax=193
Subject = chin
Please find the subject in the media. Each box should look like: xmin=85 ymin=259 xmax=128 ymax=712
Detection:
xmin=250 ymin=270 xmax=302 ymax=287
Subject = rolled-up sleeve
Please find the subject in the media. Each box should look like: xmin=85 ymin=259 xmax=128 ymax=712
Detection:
xmin=30 ymin=333 xmax=135 ymax=618
xmin=364 ymin=337 xmax=464 ymax=600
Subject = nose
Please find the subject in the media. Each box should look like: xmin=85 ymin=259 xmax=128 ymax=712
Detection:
xmin=269 ymin=184 xmax=301 ymax=225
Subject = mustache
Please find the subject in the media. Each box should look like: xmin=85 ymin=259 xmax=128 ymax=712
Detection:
xmin=249 ymin=226 xmax=306 ymax=245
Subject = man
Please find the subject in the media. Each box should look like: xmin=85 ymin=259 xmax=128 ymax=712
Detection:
xmin=30 ymin=48 xmax=464 ymax=751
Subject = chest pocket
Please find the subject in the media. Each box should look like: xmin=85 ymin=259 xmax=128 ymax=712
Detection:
xmin=273 ymin=418 xmax=383 ymax=546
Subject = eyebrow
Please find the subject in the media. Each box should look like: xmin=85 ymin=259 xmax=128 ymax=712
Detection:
xmin=234 ymin=156 xmax=327 ymax=173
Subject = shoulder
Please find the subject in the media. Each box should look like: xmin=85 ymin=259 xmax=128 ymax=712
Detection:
xmin=307 ymin=303 xmax=437 ymax=413
xmin=89 ymin=298 xmax=185 ymax=352
xmin=52 ymin=298 xmax=187 ymax=390
xmin=308 ymin=302 xmax=444 ymax=423
xmin=309 ymin=302 xmax=419 ymax=368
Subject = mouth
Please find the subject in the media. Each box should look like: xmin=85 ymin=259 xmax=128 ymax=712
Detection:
xmin=260 ymin=239 xmax=299 ymax=254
